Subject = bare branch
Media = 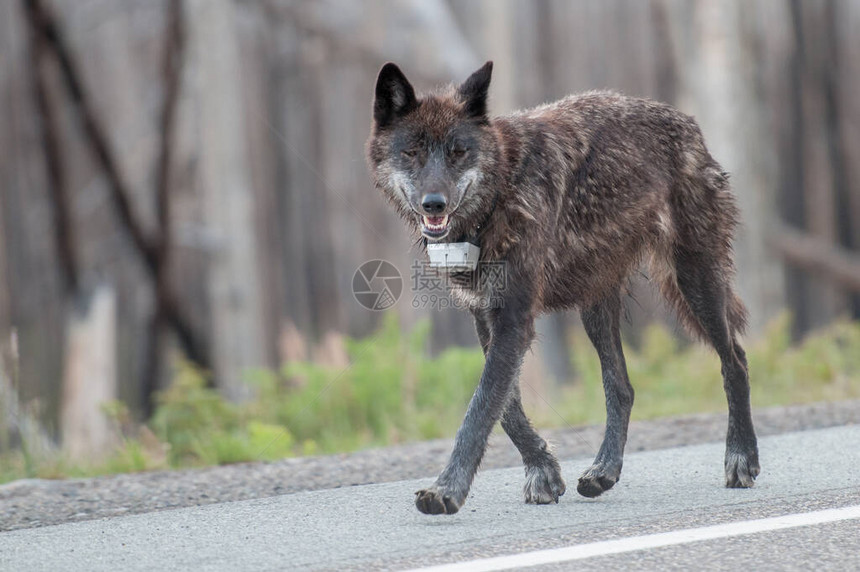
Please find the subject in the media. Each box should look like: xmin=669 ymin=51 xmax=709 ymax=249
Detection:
xmin=22 ymin=0 xmax=209 ymax=373
xmin=27 ymin=19 xmax=79 ymax=294
xmin=155 ymin=0 xmax=185 ymax=257
xmin=770 ymin=225 xmax=860 ymax=292
xmin=22 ymin=0 xmax=158 ymax=273
xmin=142 ymin=0 xmax=195 ymax=414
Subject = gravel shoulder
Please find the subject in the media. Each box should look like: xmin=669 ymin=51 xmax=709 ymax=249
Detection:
xmin=1 ymin=400 xmax=858 ymax=533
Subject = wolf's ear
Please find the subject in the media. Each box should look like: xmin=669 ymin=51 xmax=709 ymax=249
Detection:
xmin=373 ymin=63 xmax=418 ymax=128
xmin=458 ymin=61 xmax=493 ymax=119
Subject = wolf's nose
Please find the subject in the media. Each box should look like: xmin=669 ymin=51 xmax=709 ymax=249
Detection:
xmin=421 ymin=194 xmax=447 ymax=214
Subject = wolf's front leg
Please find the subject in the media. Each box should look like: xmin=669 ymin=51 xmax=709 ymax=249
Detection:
xmin=415 ymin=298 xmax=535 ymax=515
xmin=471 ymin=308 xmax=565 ymax=504
xmin=577 ymin=287 xmax=634 ymax=498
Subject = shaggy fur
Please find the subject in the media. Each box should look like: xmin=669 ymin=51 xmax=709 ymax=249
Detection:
xmin=366 ymin=61 xmax=760 ymax=515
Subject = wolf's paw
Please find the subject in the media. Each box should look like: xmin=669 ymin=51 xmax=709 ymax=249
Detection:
xmin=524 ymin=462 xmax=566 ymax=504
xmin=725 ymin=449 xmax=760 ymax=488
xmin=415 ymin=486 xmax=463 ymax=515
xmin=576 ymin=462 xmax=621 ymax=498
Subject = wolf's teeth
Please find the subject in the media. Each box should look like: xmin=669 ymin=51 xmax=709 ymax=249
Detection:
xmin=422 ymin=215 xmax=449 ymax=230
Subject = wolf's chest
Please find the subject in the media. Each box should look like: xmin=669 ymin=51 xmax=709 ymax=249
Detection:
xmin=445 ymin=261 xmax=508 ymax=310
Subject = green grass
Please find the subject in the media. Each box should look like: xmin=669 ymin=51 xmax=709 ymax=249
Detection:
xmin=537 ymin=314 xmax=860 ymax=427
xmin=1 ymin=313 xmax=859 ymax=484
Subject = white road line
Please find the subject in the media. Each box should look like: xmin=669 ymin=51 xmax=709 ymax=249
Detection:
xmin=406 ymin=504 xmax=860 ymax=572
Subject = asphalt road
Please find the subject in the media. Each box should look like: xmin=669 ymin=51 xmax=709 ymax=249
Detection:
xmin=1 ymin=425 xmax=858 ymax=571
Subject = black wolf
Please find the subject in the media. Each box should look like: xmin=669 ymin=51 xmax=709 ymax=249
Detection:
xmin=366 ymin=61 xmax=759 ymax=515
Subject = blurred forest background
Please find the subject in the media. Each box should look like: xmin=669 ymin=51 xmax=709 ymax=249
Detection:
xmin=1 ymin=0 xmax=860 ymax=470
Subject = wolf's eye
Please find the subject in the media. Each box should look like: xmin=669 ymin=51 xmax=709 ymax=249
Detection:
xmin=401 ymin=149 xmax=417 ymax=159
xmin=448 ymin=147 xmax=467 ymax=160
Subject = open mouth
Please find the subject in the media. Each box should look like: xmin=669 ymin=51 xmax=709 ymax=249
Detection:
xmin=421 ymin=214 xmax=450 ymax=238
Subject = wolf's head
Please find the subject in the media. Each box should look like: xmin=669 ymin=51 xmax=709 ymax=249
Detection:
xmin=366 ymin=62 xmax=498 ymax=242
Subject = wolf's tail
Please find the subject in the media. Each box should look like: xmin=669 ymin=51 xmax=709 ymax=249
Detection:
xmin=650 ymin=162 xmax=748 ymax=342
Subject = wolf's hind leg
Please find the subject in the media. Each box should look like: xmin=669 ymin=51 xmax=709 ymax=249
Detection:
xmin=673 ymin=247 xmax=759 ymax=488
xmin=501 ymin=385 xmax=566 ymax=504
xmin=577 ymin=287 xmax=634 ymax=498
